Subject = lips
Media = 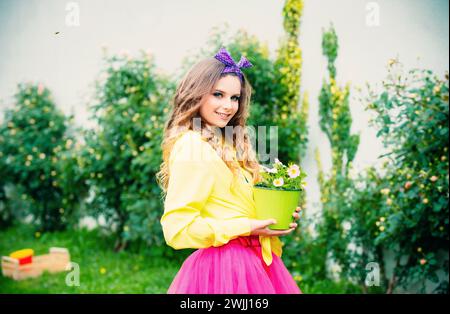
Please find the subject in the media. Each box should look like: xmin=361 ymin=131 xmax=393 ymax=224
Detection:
xmin=215 ymin=111 xmax=231 ymax=120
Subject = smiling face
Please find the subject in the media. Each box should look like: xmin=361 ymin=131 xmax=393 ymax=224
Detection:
xmin=199 ymin=75 xmax=241 ymax=128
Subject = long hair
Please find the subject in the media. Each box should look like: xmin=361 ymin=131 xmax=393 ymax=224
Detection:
xmin=156 ymin=57 xmax=262 ymax=196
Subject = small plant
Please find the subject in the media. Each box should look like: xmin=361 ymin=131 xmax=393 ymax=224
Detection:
xmin=255 ymin=158 xmax=307 ymax=190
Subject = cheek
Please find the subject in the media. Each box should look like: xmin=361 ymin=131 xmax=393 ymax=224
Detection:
xmin=232 ymin=103 xmax=239 ymax=115
xmin=201 ymin=96 xmax=220 ymax=113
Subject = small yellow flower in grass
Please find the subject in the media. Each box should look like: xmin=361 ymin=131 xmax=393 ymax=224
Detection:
xmin=386 ymin=198 xmax=392 ymax=206
xmin=433 ymin=86 xmax=441 ymax=94
xmin=294 ymin=275 xmax=303 ymax=282
xmin=380 ymin=217 xmax=385 ymax=222
xmin=381 ymin=188 xmax=390 ymax=195
xmin=273 ymin=178 xmax=284 ymax=187
xmin=422 ymin=198 xmax=429 ymax=204
xmin=439 ymin=226 xmax=444 ymax=232
xmin=419 ymin=259 xmax=427 ymax=265
xmin=379 ymin=226 xmax=385 ymax=232
xmin=100 ymin=267 xmax=107 ymax=275
xmin=35 ymin=231 xmax=41 ymax=238
xmin=39 ymin=153 xmax=46 ymax=159
xmin=417 ymin=247 xmax=422 ymax=253
xmin=287 ymin=165 xmax=300 ymax=178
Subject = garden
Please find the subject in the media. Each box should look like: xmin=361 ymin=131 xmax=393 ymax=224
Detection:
xmin=0 ymin=0 xmax=448 ymax=294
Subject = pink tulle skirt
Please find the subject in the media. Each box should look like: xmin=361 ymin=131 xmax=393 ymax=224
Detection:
xmin=167 ymin=235 xmax=302 ymax=294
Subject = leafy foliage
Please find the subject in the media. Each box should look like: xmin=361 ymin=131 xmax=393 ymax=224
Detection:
xmin=79 ymin=50 xmax=175 ymax=251
xmin=0 ymin=83 xmax=88 ymax=231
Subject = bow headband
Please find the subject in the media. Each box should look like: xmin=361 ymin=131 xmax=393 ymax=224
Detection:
xmin=214 ymin=47 xmax=253 ymax=81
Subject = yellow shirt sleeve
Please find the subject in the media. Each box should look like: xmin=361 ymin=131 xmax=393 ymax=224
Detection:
xmin=160 ymin=132 xmax=252 ymax=250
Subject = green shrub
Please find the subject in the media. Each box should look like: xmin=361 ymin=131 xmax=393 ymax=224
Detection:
xmin=0 ymin=83 xmax=87 ymax=231
xmin=80 ymin=50 xmax=175 ymax=251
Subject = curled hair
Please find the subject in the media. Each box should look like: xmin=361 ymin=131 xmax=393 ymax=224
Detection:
xmin=156 ymin=57 xmax=262 ymax=197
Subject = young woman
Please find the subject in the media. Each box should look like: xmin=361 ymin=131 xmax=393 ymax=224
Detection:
xmin=156 ymin=47 xmax=302 ymax=294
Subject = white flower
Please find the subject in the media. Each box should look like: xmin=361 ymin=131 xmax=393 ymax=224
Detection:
xmin=273 ymin=177 xmax=284 ymax=187
xmin=118 ymin=97 xmax=127 ymax=105
xmin=287 ymin=165 xmax=300 ymax=178
xmin=274 ymin=158 xmax=285 ymax=167
xmin=267 ymin=167 xmax=278 ymax=174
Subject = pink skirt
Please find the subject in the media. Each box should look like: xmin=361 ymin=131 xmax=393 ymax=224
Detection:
xmin=167 ymin=235 xmax=302 ymax=294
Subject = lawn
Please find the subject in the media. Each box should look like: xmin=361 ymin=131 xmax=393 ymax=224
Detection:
xmin=0 ymin=224 xmax=182 ymax=293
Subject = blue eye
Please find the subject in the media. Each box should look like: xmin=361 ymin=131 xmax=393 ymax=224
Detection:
xmin=213 ymin=92 xmax=222 ymax=98
xmin=232 ymin=96 xmax=240 ymax=102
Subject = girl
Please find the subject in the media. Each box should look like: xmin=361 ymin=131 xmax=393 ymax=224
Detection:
xmin=156 ymin=47 xmax=302 ymax=294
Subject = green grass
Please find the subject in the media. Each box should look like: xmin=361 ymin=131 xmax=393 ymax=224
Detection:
xmin=0 ymin=224 xmax=182 ymax=293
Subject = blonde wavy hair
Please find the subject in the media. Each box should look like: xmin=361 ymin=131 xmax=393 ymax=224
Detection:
xmin=156 ymin=57 xmax=262 ymax=196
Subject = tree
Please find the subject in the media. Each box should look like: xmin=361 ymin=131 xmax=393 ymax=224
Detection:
xmin=274 ymin=0 xmax=309 ymax=163
xmin=80 ymin=50 xmax=175 ymax=252
xmin=314 ymin=24 xmax=361 ymax=289
xmin=0 ymin=83 xmax=87 ymax=231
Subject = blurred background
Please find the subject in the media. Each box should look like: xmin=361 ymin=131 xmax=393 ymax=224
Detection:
xmin=0 ymin=0 xmax=448 ymax=293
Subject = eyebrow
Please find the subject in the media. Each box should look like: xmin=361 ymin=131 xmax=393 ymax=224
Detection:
xmin=215 ymin=89 xmax=241 ymax=97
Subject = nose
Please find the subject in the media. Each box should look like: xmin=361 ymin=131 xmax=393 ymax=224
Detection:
xmin=222 ymin=98 xmax=233 ymax=111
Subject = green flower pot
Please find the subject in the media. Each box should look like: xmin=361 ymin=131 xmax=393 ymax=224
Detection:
xmin=253 ymin=186 xmax=302 ymax=230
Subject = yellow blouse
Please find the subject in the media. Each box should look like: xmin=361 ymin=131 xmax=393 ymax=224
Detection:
xmin=160 ymin=130 xmax=282 ymax=266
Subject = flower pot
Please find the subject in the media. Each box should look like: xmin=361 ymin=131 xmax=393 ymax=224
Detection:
xmin=253 ymin=186 xmax=301 ymax=230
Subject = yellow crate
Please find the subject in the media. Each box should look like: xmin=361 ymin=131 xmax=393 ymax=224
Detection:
xmin=1 ymin=247 xmax=71 ymax=281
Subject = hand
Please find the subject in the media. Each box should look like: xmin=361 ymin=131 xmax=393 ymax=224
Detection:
xmin=249 ymin=206 xmax=302 ymax=237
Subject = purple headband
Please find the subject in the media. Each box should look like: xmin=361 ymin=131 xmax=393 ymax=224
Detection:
xmin=214 ymin=47 xmax=253 ymax=81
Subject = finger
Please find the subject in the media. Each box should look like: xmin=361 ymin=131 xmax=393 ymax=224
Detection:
xmin=262 ymin=219 xmax=277 ymax=228
xmin=296 ymin=206 xmax=301 ymax=212
xmin=282 ymin=228 xmax=295 ymax=235
xmin=289 ymin=223 xmax=298 ymax=228
xmin=270 ymin=228 xmax=295 ymax=236
xmin=292 ymin=212 xmax=299 ymax=219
